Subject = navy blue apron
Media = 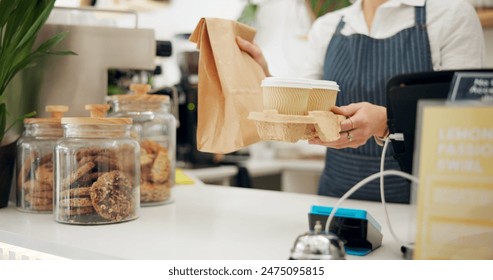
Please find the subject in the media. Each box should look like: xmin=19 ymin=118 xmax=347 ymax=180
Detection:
xmin=319 ymin=4 xmax=433 ymax=203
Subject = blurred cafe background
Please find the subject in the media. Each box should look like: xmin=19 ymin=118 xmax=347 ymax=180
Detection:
xmin=6 ymin=0 xmax=493 ymax=194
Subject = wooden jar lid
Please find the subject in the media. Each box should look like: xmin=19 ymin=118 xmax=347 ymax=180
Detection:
xmin=110 ymin=83 xmax=169 ymax=103
xmin=61 ymin=104 xmax=132 ymax=125
xmin=24 ymin=105 xmax=69 ymax=125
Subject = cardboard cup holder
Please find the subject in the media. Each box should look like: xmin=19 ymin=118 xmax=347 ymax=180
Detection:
xmin=248 ymin=110 xmax=345 ymax=143
xmin=251 ymin=78 xmax=342 ymax=143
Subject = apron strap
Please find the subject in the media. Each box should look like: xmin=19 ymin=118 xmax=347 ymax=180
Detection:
xmin=337 ymin=4 xmax=427 ymax=33
xmin=334 ymin=16 xmax=346 ymax=35
xmin=415 ymin=1 xmax=427 ymax=28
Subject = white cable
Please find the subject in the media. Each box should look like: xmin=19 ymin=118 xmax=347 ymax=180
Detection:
xmin=380 ymin=136 xmax=403 ymax=245
xmin=325 ymin=170 xmax=419 ymax=236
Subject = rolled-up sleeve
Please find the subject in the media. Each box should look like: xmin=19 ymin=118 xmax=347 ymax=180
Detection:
xmin=436 ymin=2 xmax=485 ymax=70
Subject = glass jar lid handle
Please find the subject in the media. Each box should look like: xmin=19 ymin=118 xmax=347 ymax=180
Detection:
xmin=85 ymin=104 xmax=110 ymax=117
xmin=46 ymin=105 xmax=69 ymax=119
xmin=130 ymin=83 xmax=151 ymax=95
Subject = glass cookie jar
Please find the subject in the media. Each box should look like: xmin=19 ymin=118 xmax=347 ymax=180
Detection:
xmin=16 ymin=106 xmax=69 ymax=213
xmin=54 ymin=104 xmax=140 ymax=225
xmin=107 ymin=84 xmax=176 ymax=206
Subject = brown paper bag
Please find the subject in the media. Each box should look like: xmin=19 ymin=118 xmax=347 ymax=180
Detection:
xmin=189 ymin=18 xmax=265 ymax=154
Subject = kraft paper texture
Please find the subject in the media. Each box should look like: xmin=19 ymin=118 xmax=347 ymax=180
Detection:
xmin=189 ymin=18 xmax=265 ymax=154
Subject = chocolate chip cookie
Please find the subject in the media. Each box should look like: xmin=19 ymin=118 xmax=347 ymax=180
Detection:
xmin=90 ymin=170 xmax=136 ymax=222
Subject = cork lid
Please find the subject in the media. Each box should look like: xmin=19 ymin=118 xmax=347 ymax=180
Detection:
xmin=109 ymin=83 xmax=170 ymax=103
xmin=24 ymin=105 xmax=69 ymax=125
xmin=61 ymin=104 xmax=132 ymax=125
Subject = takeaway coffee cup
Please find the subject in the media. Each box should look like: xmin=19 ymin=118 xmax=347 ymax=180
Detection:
xmin=261 ymin=77 xmax=311 ymax=115
xmin=308 ymin=79 xmax=340 ymax=111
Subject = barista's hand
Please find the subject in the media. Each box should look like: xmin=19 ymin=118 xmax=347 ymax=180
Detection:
xmin=236 ymin=36 xmax=271 ymax=77
xmin=308 ymin=102 xmax=388 ymax=149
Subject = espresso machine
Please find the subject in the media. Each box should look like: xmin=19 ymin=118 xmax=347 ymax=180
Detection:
xmin=28 ymin=7 xmax=157 ymax=118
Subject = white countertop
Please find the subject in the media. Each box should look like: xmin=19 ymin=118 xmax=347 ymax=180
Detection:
xmin=184 ymin=166 xmax=239 ymax=185
xmin=0 ymin=183 xmax=413 ymax=260
xmin=241 ymin=159 xmax=324 ymax=177
xmin=181 ymin=158 xmax=316 ymax=181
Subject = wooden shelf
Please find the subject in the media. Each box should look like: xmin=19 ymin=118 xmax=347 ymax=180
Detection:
xmin=477 ymin=8 xmax=493 ymax=28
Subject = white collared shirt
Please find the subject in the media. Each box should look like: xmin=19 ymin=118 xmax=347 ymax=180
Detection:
xmin=302 ymin=0 xmax=486 ymax=79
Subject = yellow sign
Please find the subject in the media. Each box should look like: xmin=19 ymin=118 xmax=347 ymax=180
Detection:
xmin=414 ymin=103 xmax=493 ymax=260
xmin=175 ymin=169 xmax=195 ymax=185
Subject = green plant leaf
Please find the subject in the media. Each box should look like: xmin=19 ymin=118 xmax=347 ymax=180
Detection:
xmin=308 ymin=0 xmax=351 ymax=18
xmin=0 ymin=0 xmax=19 ymax=30
xmin=0 ymin=32 xmax=76 ymax=94
xmin=4 ymin=110 xmax=36 ymax=136
xmin=0 ymin=0 xmax=56 ymax=93
xmin=237 ymin=2 xmax=258 ymax=26
xmin=32 ymin=31 xmax=69 ymax=54
xmin=0 ymin=0 xmax=73 ymax=143
xmin=15 ymin=1 xmax=55 ymax=52
xmin=2 ymin=0 xmax=36 ymax=51
xmin=0 ymin=53 xmax=42 ymax=94
xmin=47 ymin=50 xmax=78 ymax=56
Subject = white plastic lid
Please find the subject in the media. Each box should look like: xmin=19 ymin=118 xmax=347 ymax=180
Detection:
xmin=261 ymin=77 xmax=312 ymax=89
xmin=309 ymin=79 xmax=340 ymax=91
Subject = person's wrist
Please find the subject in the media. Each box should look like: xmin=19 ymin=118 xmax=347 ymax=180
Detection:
xmin=375 ymin=125 xmax=389 ymax=139
xmin=373 ymin=126 xmax=389 ymax=146
xmin=373 ymin=106 xmax=388 ymax=138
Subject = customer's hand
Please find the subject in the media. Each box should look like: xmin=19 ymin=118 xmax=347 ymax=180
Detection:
xmin=308 ymin=102 xmax=388 ymax=149
xmin=236 ymin=36 xmax=271 ymax=77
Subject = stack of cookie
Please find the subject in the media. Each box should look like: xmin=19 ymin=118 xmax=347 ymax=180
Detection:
xmin=107 ymin=83 xmax=176 ymax=206
xmin=18 ymin=153 xmax=54 ymax=212
xmin=56 ymin=147 xmax=138 ymax=224
xmin=16 ymin=105 xmax=68 ymax=213
xmin=53 ymin=104 xmax=140 ymax=225
xmin=140 ymin=140 xmax=172 ymax=204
